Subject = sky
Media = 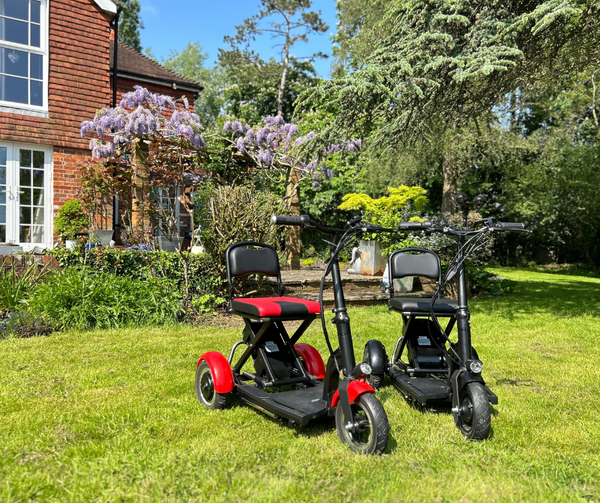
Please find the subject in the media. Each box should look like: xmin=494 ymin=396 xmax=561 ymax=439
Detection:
xmin=139 ymin=0 xmax=339 ymax=78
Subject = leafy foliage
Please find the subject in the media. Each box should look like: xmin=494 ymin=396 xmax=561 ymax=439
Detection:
xmin=222 ymin=0 xmax=328 ymax=116
xmin=118 ymin=0 xmax=144 ymax=52
xmin=198 ymin=185 xmax=283 ymax=277
xmin=0 ymin=257 xmax=49 ymax=310
xmin=53 ymin=200 xmax=90 ymax=242
xmin=304 ymin=0 xmax=600 ymax=147
xmin=29 ymin=269 xmax=184 ymax=330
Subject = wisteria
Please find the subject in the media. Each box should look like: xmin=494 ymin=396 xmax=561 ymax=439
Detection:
xmin=222 ymin=116 xmax=362 ymax=186
xmin=81 ymin=86 xmax=205 ymax=159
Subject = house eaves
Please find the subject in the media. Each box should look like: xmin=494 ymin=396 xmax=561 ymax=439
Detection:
xmin=93 ymin=0 xmax=118 ymax=15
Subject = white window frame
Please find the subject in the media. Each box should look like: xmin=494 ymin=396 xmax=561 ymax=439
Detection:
xmin=0 ymin=0 xmax=49 ymax=113
xmin=0 ymin=141 xmax=53 ymax=249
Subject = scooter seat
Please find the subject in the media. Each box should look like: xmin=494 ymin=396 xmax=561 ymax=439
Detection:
xmin=231 ymin=297 xmax=321 ymax=318
xmin=389 ymin=297 xmax=458 ymax=314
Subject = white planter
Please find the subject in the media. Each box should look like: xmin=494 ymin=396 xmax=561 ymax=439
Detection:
xmin=65 ymin=240 xmax=78 ymax=250
xmin=359 ymin=240 xmax=386 ymax=276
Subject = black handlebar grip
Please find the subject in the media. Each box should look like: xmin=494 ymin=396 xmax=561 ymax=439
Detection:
xmin=497 ymin=222 xmax=526 ymax=231
xmin=271 ymin=215 xmax=310 ymax=226
xmin=397 ymin=221 xmax=432 ymax=230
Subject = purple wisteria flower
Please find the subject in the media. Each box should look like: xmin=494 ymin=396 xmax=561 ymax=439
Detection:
xmin=80 ymin=86 xmax=205 ymax=159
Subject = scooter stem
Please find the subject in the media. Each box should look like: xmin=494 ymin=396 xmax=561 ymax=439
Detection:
xmin=455 ymin=237 xmax=472 ymax=363
xmin=330 ymin=256 xmax=356 ymax=374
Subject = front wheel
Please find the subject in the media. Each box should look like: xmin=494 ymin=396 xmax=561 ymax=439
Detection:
xmin=335 ymin=393 xmax=389 ymax=455
xmin=456 ymin=382 xmax=491 ymax=440
xmin=195 ymin=361 xmax=228 ymax=410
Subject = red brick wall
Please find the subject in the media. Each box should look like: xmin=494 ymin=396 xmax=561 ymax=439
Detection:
xmin=0 ymin=0 xmax=112 ymax=148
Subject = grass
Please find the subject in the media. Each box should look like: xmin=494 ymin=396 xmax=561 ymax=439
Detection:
xmin=1 ymin=268 xmax=600 ymax=502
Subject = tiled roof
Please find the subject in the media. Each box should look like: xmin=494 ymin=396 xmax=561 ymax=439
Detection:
xmin=110 ymin=40 xmax=203 ymax=92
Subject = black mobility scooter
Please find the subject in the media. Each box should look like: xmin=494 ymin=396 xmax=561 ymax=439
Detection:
xmin=364 ymin=208 xmax=528 ymax=440
xmin=195 ymin=215 xmax=390 ymax=454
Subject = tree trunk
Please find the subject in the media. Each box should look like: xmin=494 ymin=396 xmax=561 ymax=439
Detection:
xmin=441 ymin=155 xmax=458 ymax=218
xmin=277 ymin=23 xmax=290 ymax=117
xmin=285 ymin=169 xmax=301 ymax=269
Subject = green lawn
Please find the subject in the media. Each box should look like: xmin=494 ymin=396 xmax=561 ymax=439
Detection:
xmin=1 ymin=268 xmax=600 ymax=502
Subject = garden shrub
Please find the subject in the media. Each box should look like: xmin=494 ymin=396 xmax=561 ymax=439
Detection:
xmin=198 ymin=185 xmax=283 ymax=277
xmin=49 ymin=247 xmax=226 ymax=310
xmin=54 ymin=200 xmax=90 ymax=241
xmin=0 ymin=257 xmax=49 ymax=310
xmin=29 ymin=269 xmax=184 ymax=330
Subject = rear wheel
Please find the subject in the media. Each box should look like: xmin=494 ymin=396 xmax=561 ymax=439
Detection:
xmin=456 ymin=382 xmax=491 ymax=440
xmin=335 ymin=393 xmax=388 ymax=455
xmin=366 ymin=373 xmax=384 ymax=390
xmin=195 ymin=361 xmax=228 ymax=410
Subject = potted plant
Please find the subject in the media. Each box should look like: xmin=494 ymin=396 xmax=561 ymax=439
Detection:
xmin=54 ymin=200 xmax=90 ymax=249
xmin=338 ymin=186 xmax=428 ymax=277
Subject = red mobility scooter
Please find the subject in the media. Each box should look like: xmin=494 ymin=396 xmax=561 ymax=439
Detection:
xmin=195 ymin=215 xmax=390 ymax=454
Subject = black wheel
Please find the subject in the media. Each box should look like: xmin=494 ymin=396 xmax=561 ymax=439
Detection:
xmin=456 ymin=382 xmax=491 ymax=440
xmin=335 ymin=393 xmax=389 ymax=455
xmin=366 ymin=373 xmax=384 ymax=390
xmin=195 ymin=361 xmax=227 ymax=410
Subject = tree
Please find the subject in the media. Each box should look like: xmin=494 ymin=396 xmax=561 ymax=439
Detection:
xmin=219 ymin=49 xmax=317 ymax=124
xmin=161 ymin=42 xmax=225 ymax=126
xmin=223 ymin=0 xmax=328 ymax=118
xmin=301 ymin=0 xmax=600 ymax=213
xmin=118 ymin=0 xmax=144 ymax=52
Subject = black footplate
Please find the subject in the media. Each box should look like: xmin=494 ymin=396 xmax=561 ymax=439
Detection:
xmin=390 ymin=369 xmax=451 ymax=404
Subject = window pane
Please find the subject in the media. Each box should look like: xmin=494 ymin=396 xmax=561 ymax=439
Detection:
xmin=2 ymin=75 xmax=28 ymax=103
xmin=20 ymin=206 xmax=30 ymax=224
xmin=32 ymin=169 xmax=43 ymax=186
xmin=30 ymin=22 xmax=39 ymax=46
xmin=0 ymin=147 xmax=5 ymax=165
xmin=0 ymin=204 xmax=4 ymax=222
xmin=20 ymin=187 xmax=30 ymax=205
xmin=2 ymin=48 xmax=27 ymax=76
xmin=32 ymin=150 xmax=43 ymax=168
xmin=0 ymin=165 xmax=5 ymax=182
xmin=20 ymin=167 xmax=30 ymax=186
xmin=31 ymin=52 xmax=41 ymax=79
xmin=20 ymin=149 xmax=31 ymax=166
xmin=19 ymin=225 xmax=30 ymax=242
xmin=33 ymin=188 xmax=43 ymax=205
xmin=0 ymin=224 xmax=5 ymax=242
xmin=31 ymin=225 xmax=42 ymax=242
xmin=2 ymin=0 xmax=29 ymax=20
xmin=0 ymin=191 xmax=5 ymax=204
xmin=30 ymin=79 xmax=41 ymax=105
xmin=31 ymin=1 xmax=40 ymax=23
xmin=32 ymin=206 xmax=43 ymax=224
xmin=4 ymin=18 xmax=28 ymax=44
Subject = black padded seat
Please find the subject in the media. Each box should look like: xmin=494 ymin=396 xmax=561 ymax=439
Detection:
xmin=389 ymin=297 xmax=458 ymax=314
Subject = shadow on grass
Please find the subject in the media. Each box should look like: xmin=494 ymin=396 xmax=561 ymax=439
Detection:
xmin=479 ymin=279 xmax=600 ymax=319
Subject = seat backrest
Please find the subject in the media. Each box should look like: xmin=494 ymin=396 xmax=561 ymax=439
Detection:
xmin=389 ymin=248 xmax=441 ymax=297
xmin=226 ymin=241 xmax=282 ymax=298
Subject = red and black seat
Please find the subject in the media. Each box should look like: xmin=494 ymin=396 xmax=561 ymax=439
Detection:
xmin=227 ymin=241 xmax=320 ymax=320
xmin=225 ymin=242 xmax=322 ymax=386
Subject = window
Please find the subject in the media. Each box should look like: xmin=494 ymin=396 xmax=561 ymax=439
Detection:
xmin=0 ymin=142 xmax=52 ymax=247
xmin=0 ymin=0 xmax=46 ymax=109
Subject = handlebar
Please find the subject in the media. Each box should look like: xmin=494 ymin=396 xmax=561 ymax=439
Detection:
xmin=397 ymin=221 xmax=433 ymax=231
xmin=398 ymin=219 xmax=529 ymax=234
xmin=271 ymin=214 xmax=346 ymax=235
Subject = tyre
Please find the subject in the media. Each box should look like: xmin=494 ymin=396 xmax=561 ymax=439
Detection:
xmin=335 ymin=393 xmax=389 ymax=455
xmin=367 ymin=373 xmax=384 ymax=390
xmin=456 ymin=382 xmax=491 ymax=440
xmin=195 ymin=360 xmax=228 ymax=410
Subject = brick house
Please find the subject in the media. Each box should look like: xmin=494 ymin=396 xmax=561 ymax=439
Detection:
xmin=0 ymin=0 xmax=202 ymax=252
